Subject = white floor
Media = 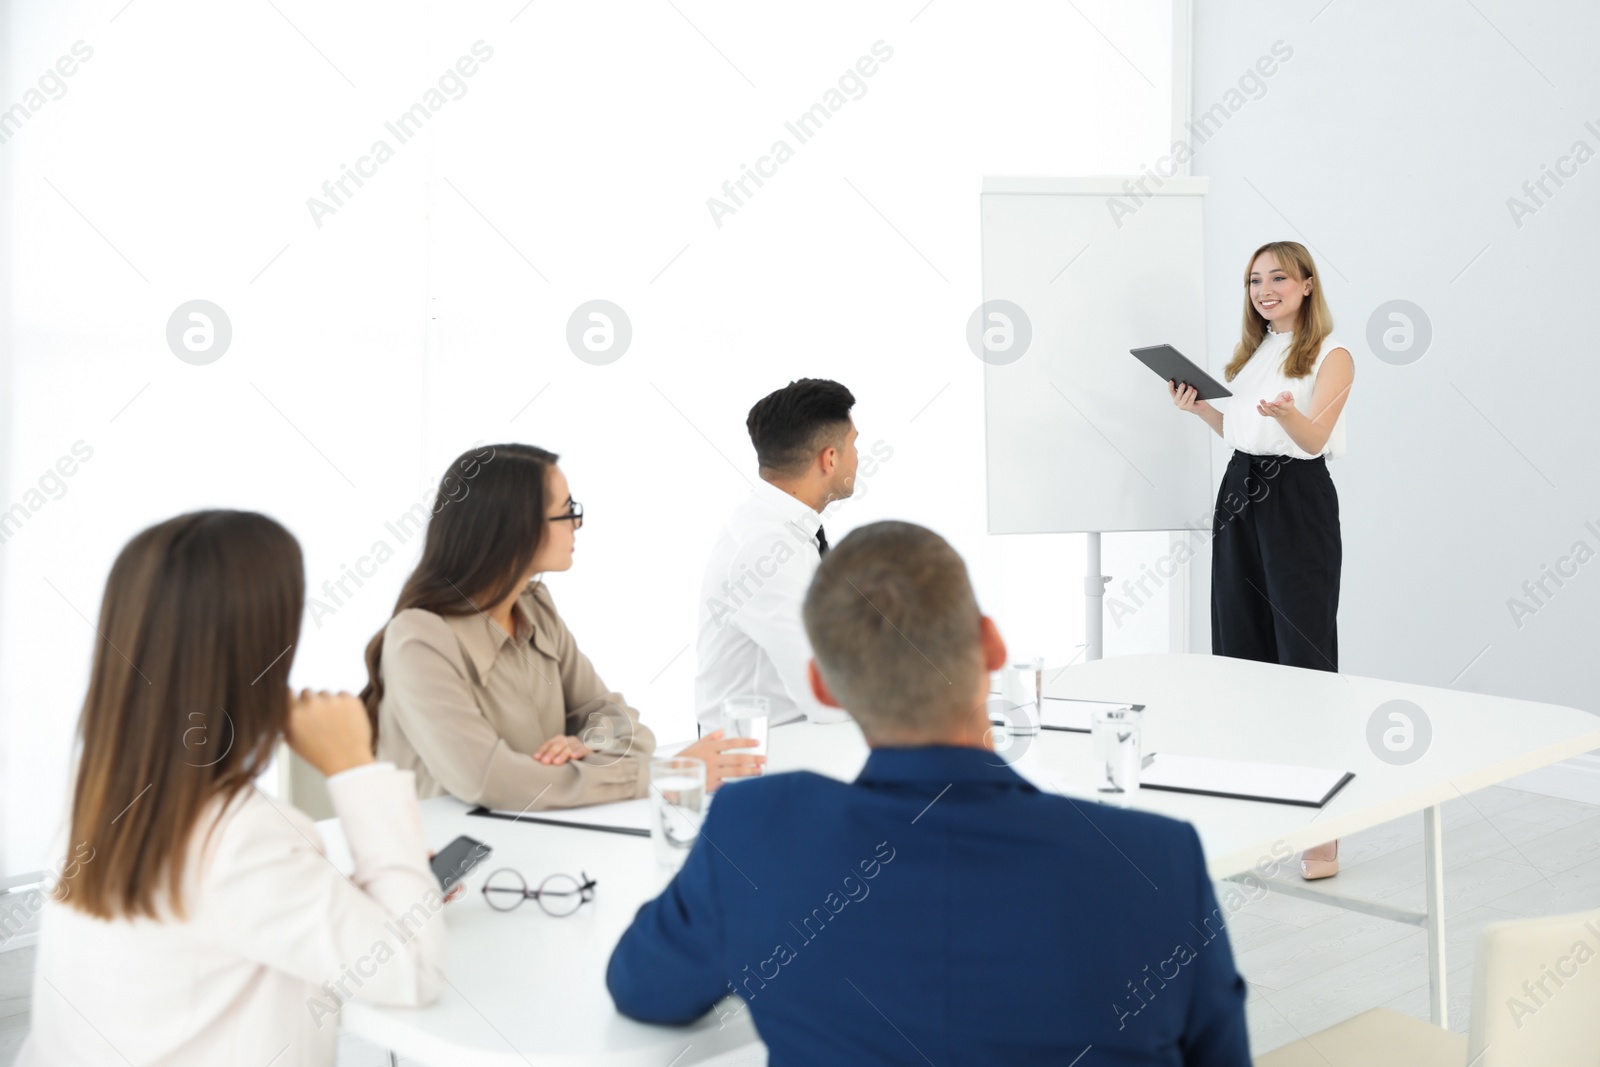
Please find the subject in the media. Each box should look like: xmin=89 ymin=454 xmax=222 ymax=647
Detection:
xmin=1235 ymin=783 xmax=1600 ymax=1053
xmin=1 ymin=782 xmax=1596 ymax=1064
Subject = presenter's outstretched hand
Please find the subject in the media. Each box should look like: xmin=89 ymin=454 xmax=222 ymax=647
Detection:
xmin=286 ymin=689 xmax=375 ymax=778
xmin=1167 ymin=379 xmax=1212 ymax=414
xmin=677 ymin=729 xmax=766 ymax=792
xmin=1257 ymin=390 xmax=1295 ymax=419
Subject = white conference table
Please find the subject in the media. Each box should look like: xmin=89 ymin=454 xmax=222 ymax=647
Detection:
xmin=320 ymin=653 xmax=1600 ymax=1065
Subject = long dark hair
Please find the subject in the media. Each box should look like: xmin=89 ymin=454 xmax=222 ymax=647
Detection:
xmin=360 ymin=443 xmax=559 ymax=744
xmin=62 ymin=511 xmax=304 ymax=919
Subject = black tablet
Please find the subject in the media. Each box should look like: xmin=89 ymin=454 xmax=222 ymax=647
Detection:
xmin=1131 ymin=344 xmax=1232 ymax=400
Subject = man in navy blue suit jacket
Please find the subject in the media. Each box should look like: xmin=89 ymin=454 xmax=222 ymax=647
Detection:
xmin=608 ymin=520 xmax=1250 ymax=1065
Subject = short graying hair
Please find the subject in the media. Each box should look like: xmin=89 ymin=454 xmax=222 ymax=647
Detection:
xmin=801 ymin=521 xmax=984 ymax=738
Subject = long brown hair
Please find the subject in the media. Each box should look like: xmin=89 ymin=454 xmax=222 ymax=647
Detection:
xmin=360 ymin=444 xmax=559 ymax=744
xmin=1224 ymin=240 xmax=1333 ymax=382
xmin=61 ymin=511 xmax=304 ymax=919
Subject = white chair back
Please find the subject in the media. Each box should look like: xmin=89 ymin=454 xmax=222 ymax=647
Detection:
xmin=1469 ymin=908 xmax=1600 ymax=1066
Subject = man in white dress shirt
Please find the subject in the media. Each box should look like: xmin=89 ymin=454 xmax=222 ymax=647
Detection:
xmin=696 ymin=379 xmax=859 ymax=730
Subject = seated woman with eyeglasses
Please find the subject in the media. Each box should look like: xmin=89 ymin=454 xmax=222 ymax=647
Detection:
xmin=18 ymin=511 xmax=445 ymax=1067
xmin=364 ymin=443 xmax=762 ymax=810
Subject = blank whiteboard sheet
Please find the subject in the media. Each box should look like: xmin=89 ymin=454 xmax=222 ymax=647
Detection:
xmin=981 ymin=176 xmax=1214 ymax=534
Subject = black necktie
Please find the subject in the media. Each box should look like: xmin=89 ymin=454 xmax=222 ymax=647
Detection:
xmin=816 ymin=524 xmax=828 ymax=558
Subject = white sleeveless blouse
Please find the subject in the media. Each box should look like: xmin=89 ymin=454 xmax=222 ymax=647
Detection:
xmin=1220 ymin=329 xmax=1349 ymax=459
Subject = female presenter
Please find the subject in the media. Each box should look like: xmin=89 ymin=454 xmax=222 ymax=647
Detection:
xmin=1168 ymin=240 xmax=1354 ymax=881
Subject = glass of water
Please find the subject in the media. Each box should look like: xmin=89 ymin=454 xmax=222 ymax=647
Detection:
xmin=720 ymin=696 xmax=770 ymax=781
xmin=650 ymin=757 xmax=706 ymax=869
xmin=999 ymin=656 xmax=1043 ymax=736
xmin=1092 ymin=707 xmax=1143 ymax=803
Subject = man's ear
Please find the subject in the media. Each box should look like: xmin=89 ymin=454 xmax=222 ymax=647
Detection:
xmin=808 ymin=660 xmax=841 ymax=707
xmin=979 ymin=615 xmax=1007 ymax=673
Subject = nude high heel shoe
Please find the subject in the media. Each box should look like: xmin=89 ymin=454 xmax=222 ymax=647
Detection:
xmin=1300 ymin=839 xmax=1339 ymax=880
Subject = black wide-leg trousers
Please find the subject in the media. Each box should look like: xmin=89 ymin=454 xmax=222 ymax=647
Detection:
xmin=1211 ymin=450 xmax=1342 ymax=672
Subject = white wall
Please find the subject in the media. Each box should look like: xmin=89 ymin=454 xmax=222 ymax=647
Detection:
xmin=0 ymin=0 xmax=13 ymax=876
xmin=1186 ymin=2 xmax=1600 ymax=729
xmin=1 ymin=0 xmax=1177 ymax=874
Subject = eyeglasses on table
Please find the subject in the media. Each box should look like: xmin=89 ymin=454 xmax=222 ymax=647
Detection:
xmin=481 ymin=868 xmax=597 ymax=916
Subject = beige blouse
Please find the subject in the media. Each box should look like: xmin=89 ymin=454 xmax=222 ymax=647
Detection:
xmin=376 ymin=581 xmax=655 ymax=811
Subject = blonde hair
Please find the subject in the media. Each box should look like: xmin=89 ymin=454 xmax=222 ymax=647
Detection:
xmin=1224 ymin=241 xmax=1333 ymax=381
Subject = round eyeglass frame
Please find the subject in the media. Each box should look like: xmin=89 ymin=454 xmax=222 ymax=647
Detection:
xmin=480 ymin=868 xmax=597 ymax=917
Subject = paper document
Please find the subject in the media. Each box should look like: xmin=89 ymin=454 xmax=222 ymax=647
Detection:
xmin=1040 ymin=698 xmax=1134 ymax=732
xmin=1140 ymin=753 xmax=1354 ymax=808
xmin=469 ymin=796 xmax=653 ymax=836
xmin=987 ymin=692 xmax=1138 ymax=733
